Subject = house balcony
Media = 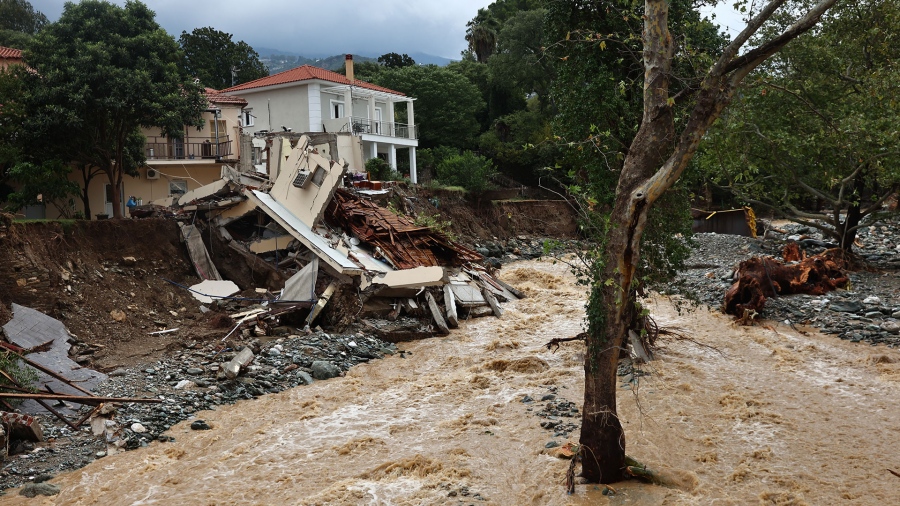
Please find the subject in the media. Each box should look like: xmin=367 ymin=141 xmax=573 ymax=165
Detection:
xmin=323 ymin=117 xmax=418 ymax=141
xmin=145 ymin=136 xmax=234 ymax=161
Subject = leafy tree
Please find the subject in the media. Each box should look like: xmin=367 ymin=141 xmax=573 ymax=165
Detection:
xmin=569 ymin=0 xmax=840 ymax=483
xmin=435 ymin=151 xmax=496 ymax=193
xmin=6 ymin=160 xmax=80 ymax=217
xmin=23 ymin=0 xmax=206 ymax=219
xmin=377 ymin=52 xmax=415 ymax=68
xmin=465 ymin=8 xmax=500 ymax=63
xmin=0 ymin=0 xmax=46 ymax=47
xmin=695 ymin=0 xmax=900 ymax=251
xmin=179 ymin=27 xmax=268 ymax=89
xmin=374 ymin=65 xmax=484 ymax=149
xmin=488 ymin=9 xmax=552 ymax=106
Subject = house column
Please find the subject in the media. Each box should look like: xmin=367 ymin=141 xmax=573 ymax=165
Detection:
xmin=388 ymin=145 xmax=397 ymax=171
xmin=406 ymin=100 xmax=415 ymax=139
xmin=343 ymin=88 xmax=353 ymax=122
xmin=371 ymin=141 xmax=378 ymax=160
xmin=368 ymin=95 xmax=376 ymax=132
xmin=409 ymin=147 xmax=417 ymax=184
xmin=387 ymin=99 xmax=396 ymax=137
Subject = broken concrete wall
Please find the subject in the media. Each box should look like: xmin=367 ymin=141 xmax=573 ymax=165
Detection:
xmin=270 ymin=135 xmax=348 ymax=227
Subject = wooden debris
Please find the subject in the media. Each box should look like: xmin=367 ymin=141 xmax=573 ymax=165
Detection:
xmin=782 ymin=241 xmax=804 ymax=262
xmin=425 ymin=292 xmax=450 ymax=336
xmin=443 ymin=285 xmax=459 ymax=328
xmin=724 ymin=250 xmax=849 ymax=317
xmin=0 ymin=393 xmax=161 ymax=405
xmin=481 ymin=287 xmax=503 ymax=317
xmin=628 ymin=330 xmax=652 ymax=363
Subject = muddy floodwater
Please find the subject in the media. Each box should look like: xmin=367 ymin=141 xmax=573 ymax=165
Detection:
xmin=8 ymin=258 xmax=900 ymax=505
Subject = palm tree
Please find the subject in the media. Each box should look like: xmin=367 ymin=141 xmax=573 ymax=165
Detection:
xmin=465 ymin=9 xmax=499 ymax=63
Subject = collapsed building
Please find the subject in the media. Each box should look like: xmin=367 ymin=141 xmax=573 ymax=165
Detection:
xmin=141 ymin=133 xmax=520 ymax=340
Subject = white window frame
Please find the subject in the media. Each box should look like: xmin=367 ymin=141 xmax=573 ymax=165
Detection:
xmin=241 ymin=109 xmax=254 ymax=127
xmin=169 ymin=179 xmax=188 ymax=197
xmin=330 ymin=99 xmax=345 ymax=119
xmin=373 ymin=107 xmax=383 ymax=134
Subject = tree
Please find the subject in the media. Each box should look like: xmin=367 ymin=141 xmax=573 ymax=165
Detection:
xmin=179 ymin=27 xmax=268 ymax=89
xmin=24 ymin=0 xmax=206 ymax=219
xmin=435 ymin=151 xmax=496 ymax=193
xmin=375 ymin=65 xmax=484 ymax=149
xmin=377 ymin=52 xmax=415 ymax=69
xmin=576 ymin=0 xmax=840 ymax=483
xmin=0 ymin=0 xmax=47 ymax=47
xmin=465 ymin=8 xmax=500 ymax=63
xmin=695 ymin=0 xmax=900 ymax=251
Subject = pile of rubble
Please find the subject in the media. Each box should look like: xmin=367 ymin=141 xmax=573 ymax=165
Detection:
xmin=0 ymin=133 xmax=525 ymax=483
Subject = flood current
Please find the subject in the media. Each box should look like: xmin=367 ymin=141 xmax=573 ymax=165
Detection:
xmin=7 ymin=258 xmax=900 ymax=505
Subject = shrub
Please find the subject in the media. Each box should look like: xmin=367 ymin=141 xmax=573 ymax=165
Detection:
xmin=435 ymin=151 xmax=496 ymax=193
xmin=365 ymin=157 xmax=400 ymax=181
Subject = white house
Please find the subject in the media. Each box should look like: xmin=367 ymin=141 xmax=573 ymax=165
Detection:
xmin=223 ymin=55 xmax=419 ymax=182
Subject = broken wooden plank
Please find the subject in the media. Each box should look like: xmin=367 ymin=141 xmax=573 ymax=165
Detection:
xmin=628 ymin=330 xmax=652 ymax=363
xmin=224 ymin=348 xmax=255 ymax=380
xmin=306 ymin=282 xmax=337 ymax=326
xmin=481 ymin=287 xmax=503 ymax=317
xmin=443 ymin=284 xmax=458 ymax=328
xmin=425 ymin=292 xmax=450 ymax=335
xmin=0 ymin=393 xmax=162 ymax=405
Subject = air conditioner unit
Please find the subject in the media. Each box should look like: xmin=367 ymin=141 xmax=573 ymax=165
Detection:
xmin=146 ymin=168 xmax=160 ymax=180
xmin=292 ymin=169 xmax=311 ymax=188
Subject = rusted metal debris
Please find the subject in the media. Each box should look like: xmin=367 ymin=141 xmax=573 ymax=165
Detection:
xmin=724 ymin=247 xmax=850 ymax=317
xmin=326 ymin=188 xmax=482 ymax=270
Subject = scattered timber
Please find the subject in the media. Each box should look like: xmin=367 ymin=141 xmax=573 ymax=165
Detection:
xmin=425 ymin=292 xmax=450 ymax=335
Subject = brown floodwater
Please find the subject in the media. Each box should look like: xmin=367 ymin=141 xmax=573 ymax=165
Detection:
xmin=7 ymin=258 xmax=900 ymax=505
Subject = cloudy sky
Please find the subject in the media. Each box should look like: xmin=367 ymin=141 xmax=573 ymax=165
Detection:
xmin=36 ymin=1 xmax=747 ymax=60
xmin=37 ymin=0 xmax=496 ymax=59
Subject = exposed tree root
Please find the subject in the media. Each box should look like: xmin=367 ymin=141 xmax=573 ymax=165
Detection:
xmin=545 ymin=332 xmax=586 ymax=352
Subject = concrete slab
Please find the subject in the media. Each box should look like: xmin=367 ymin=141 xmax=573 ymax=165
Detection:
xmin=280 ymin=258 xmax=318 ymax=303
xmin=249 ymin=235 xmax=295 ymax=254
xmin=189 ymin=280 xmax=240 ymax=304
xmin=246 ymin=190 xmax=362 ymax=276
xmin=3 ymin=304 xmax=107 ymax=415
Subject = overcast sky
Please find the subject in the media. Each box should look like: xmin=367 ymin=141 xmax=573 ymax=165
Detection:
xmin=36 ymin=1 xmax=747 ymax=60
xmin=36 ymin=0 xmax=496 ymax=59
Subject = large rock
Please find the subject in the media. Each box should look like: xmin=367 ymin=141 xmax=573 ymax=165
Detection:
xmin=311 ymin=361 xmax=341 ymax=380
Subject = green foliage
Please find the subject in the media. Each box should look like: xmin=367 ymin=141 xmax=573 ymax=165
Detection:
xmin=364 ymin=157 xmax=400 ymax=181
xmin=377 ymin=52 xmax=415 ymax=68
xmin=374 ymin=65 xmax=484 ymax=149
xmin=435 ymin=151 xmax=496 ymax=193
xmin=0 ymin=0 xmax=46 ymax=35
xmin=21 ymin=0 xmax=206 ymax=218
xmin=694 ymin=0 xmax=900 ymax=249
xmin=179 ymin=27 xmax=269 ymax=89
xmin=0 ymin=351 xmax=38 ymax=403
xmin=6 ymin=160 xmax=80 ymax=218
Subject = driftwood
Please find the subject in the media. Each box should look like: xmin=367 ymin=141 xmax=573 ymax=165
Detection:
xmin=725 ymin=249 xmax=849 ymax=317
xmin=0 ymin=393 xmax=162 ymax=405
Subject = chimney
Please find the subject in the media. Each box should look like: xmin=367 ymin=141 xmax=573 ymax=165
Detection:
xmin=345 ymin=54 xmax=354 ymax=82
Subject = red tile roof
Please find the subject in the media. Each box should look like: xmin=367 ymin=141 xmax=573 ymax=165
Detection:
xmin=204 ymin=87 xmax=248 ymax=106
xmin=0 ymin=46 xmax=23 ymax=59
xmin=222 ymin=65 xmax=405 ymax=96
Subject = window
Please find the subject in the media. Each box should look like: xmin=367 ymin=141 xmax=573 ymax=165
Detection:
xmin=251 ymin=146 xmax=262 ymax=165
xmin=169 ymin=180 xmax=188 ymax=197
xmin=330 ymin=100 xmax=345 ymax=119
xmin=241 ymin=109 xmax=254 ymax=127
xmin=311 ymin=166 xmax=326 ymax=187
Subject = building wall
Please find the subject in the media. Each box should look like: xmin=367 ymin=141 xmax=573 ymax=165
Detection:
xmin=241 ymin=86 xmax=311 ymax=135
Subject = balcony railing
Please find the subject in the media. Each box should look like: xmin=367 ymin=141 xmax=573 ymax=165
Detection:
xmin=145 ymin=136 xmax=233 ymax=161
xmin=324 ymin=117 xmax=418 ymax=140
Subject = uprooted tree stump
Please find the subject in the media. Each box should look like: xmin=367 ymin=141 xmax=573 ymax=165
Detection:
xmin=724 ymin=248 xmax=850 ymax=318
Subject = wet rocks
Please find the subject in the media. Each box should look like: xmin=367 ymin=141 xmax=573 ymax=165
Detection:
xmin=311 ymin=361 xmax=341 ymax=380
xmin=673 ymin=216 xmax=900 ymax=347
xmin=0 ymin=329 xmax=398 ymax=492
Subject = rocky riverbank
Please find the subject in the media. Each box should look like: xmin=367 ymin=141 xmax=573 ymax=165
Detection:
xmin=676 ymin=217 xmax=900 ymax=347
xmin=0 ymin=329 xmax=398 ymax=492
